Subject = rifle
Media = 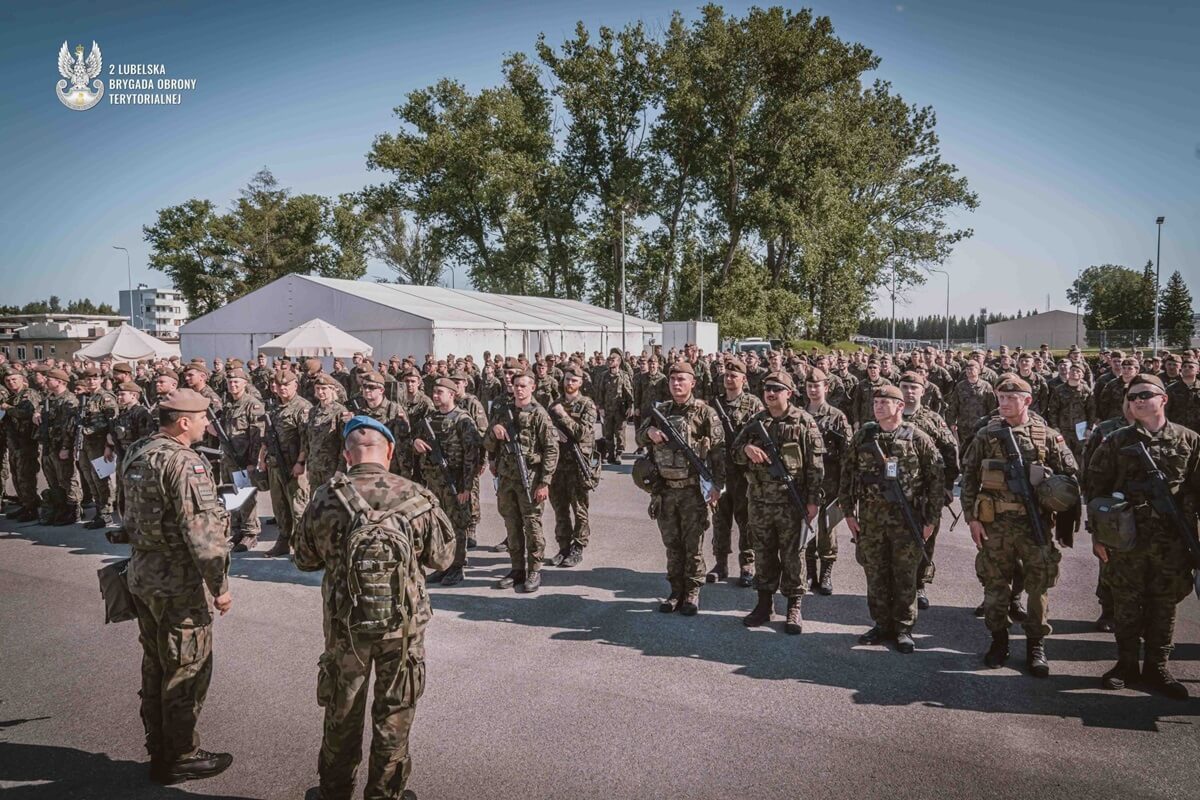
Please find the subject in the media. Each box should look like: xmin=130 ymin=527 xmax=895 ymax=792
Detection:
xmin=1123 ymin=441 xmax=1200 ymax=599
xmin=263 ymin=411 xmax=290 ymax=474
xmin=712 ymin=396 xmax=737 ymax=443
xmin=207 ymin=407 xmax=248 ymax=468
xmin=418 ymin=414 xmax=460 ymax=496
xmin=995 ymin=425 xmax=1049 ymax=547
xmin=863 ymin=432 xmax=929 ymax=564
xmin=746 ymin=418 xmax=815 ymax=548
xmin=648 ymin=406 xmax=721 ymax=499
xmin=72 ymin=398 xmax=85 ymax=462
xmin=550 ymin=404 xmax=599 ymax=490
xmin=502 ymin=407 xmax=533 ymax=503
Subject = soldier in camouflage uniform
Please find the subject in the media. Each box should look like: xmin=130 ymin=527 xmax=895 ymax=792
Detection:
xmin=2 ymin=370 xmax=42 ymax=521
xmin=803 ymin=369 xmax=853 ymax=595
xmin=546 ymin=364 xmax=598 ymax=568
xmin=414 ymin=377 xmax=482 ymax=586
xmin=598 ymin=353 xmax=634 ymax=463
xmin=122 ymin=388 xmax=234 ymax=785
xmin=77 ymin=366 xmax=120 ymax=528
xmin=849 ymin=358 xmax=891 ymax=429
xmin=634 ymin=356 xmax=669 ymax=453
xmin=399 ymin=370 xmax=434 ymax=481
xmin=1080 ymin=398 xmax=1135 ymax=632
xmin=1015 ymin=353 xmax=1050 ymax=415
xmin=708 ymin=359 xmax=764 ymax=585
xmin=945 ymin=360 xmax=997 ymax=439
xmin=300 ymin=374 xmax=349 ymax=493
xmin=733 ymin=371 xmax=824 ymax=634
xmin=1165 ymin=355 xmax=1199 ymax=431
xmin=1086 ymin=374 xmax=1199 ymax=699
xmin=451 ymin=370 xmax=488 ymax=549
xmin=211 ymin=368 xmax=264 ymax=552
xmin=105 ymin=381 xmax=154 ymax=526
xmin=351 ymin=371 xmax=411 ymax=476
xmin=1097 ymin=358 xmax=1139 ymax=421
xmin=636 ymin=361 xmax=726 ymax=616
xmin=1045 ymin=363 xmax=1097 ymax=458
xmin=36 ymin=368 xmax=82 ymax=525
xmin=961 ymin=375 xmax=1078 ymax=677
xmin=533 ymin=359 xmax=559 ymax=409
xmin=840 ymin=384 xmax=944 ymax=653
xmin=293 ymin=416 xmax=455 ymax=800
xmin=484 ymin=371 xmax=558 ymax=592
xmin=256 ymin=370 xmax=312 ymax=558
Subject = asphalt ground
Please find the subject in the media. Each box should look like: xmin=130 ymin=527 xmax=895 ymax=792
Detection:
xmin=1 ymin=454 xmax=1198 ymax=800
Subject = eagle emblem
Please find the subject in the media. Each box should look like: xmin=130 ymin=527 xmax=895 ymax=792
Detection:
xmin=56 ymin=41 xmax=104 ymax=111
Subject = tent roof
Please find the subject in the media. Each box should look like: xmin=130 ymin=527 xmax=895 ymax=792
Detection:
xmin=74 ymin=324 xmax=181 ymax=361
xmin=257 ymin=318 xmax=373 ymax=358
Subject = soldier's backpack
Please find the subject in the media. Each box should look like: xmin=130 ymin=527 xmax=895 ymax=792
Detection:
xmin=327 ymin=475 xmax=417 ymax=642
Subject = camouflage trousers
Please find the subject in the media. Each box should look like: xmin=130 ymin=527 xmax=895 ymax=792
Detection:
xmin=426 ymin=475 xmax=469 ymax=567
xmin=1095 ymin=559 xmax=1112 ymax=616
xmin=655 ymin=485 xmax=710 ymax=594
xmin=805 ymin=501 xmax=841 ymax=563
xmin=1105 ymin=529 xmax=1194 ymax=653
xmin=602 ymin=410 xmax=626 ymax=457
xmin=131 ymin=591 xmax=213 ymax=761
xmin=40 ymin=449 xmax=80 ymax=507
xmin=308 ymin=463 xmax=341 ymax=496
xmin=268 ymin=468 xmax=309 ymax=543
xmin=712 ymin=465 xmax=753 ymax=566
xmin=7 ymin=441 xmax=39 ymax=509
xmin=549 ymin=469 xmax=590 ymax=551
xmin=855 ymin=517 xmax=924 ymax=632
xmin=221 ymin=460 xmax=261 ymax=540
xmin=81 ymin=439 xmax=114 ymax=515
xmin=496 ymin=476 xmax=545 ymax=574
xmin=974 ymin=518 xmax=1061 ymax=637
xmin=317 ymin=630 xmax=426 ymax=800
xmin=750 ymin=502 xmax=806 ymax=598
xmin=917 ymin=518 xmax=942 ymax=588
xmin=0 ymin=436 xmax=7 ymax=498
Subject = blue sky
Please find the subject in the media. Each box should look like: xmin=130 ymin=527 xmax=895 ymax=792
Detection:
xmin=1 ymin=0 xmax=1196 ymax=319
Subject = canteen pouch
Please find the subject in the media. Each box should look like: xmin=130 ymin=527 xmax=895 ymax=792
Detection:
xmin=1087 ymin=496 xmax=1137 ymax=551
xmin=975 ymin=495 xmax=996 ymax=524
xmin=980 ymin=460 xmax=1007 ymax=492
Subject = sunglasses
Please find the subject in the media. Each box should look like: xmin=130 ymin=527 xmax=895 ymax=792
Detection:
xmin=763 ymin=385 xmax=789 ymax=394
xmin=1127 ymin=391 xmax=1165 ymax=401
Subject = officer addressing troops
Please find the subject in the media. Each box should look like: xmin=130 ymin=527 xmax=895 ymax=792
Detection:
xmin=803 ymin=368 xmax=853 ymax=595
xmin=546 ymin=363 xmax=598 ymax=569
xmin=960 ymin=374 xmax=1079 ymax=677
xmin=256 ymin=370 xmax=312 ymax=558
xmin=1086 ymin=373 xmax=1200 ymax=699
xmin=294 ymin=415 xmax=455 ymax=800
xmin=121 ymin=388 xmax=234 ymax=785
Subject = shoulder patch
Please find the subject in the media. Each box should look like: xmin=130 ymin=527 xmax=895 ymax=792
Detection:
xmin=192 ymin=463 xmax=206 ymax=474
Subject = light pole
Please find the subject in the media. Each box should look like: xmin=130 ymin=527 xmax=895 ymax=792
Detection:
xmin=1074 ymin=268 xmax=1081 ymax=347
xmin=619 ymin=206 xmax=627 ymax=355
xmin=112 ymin=245 xmax=132 ymax=325
xmin=1153 ymin=216 xmax=1165 ymax=352
xmin=929 ymin=268 xmax=949 ymax=349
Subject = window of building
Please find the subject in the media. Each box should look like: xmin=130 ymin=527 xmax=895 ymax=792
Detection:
xmin=50 ymin=346 xmax=57 ymax=354
xmin=16 ymin=345 xmax=26 ymax=360
xmin=33 ymin=345 xmax=43 ymax=359
xmin=1 ymin=345 xmax=9 ymax=358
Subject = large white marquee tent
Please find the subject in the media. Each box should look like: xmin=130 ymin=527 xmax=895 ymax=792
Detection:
xmin=180 ymin=274 xmax=662 ymax=363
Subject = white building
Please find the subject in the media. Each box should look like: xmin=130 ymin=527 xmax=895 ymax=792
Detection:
xmin=119 ymin=285 xmax=188 ymax=338
xmin=180 ymin=274 xmax=662 ymax=363
xmin=985 ymin=310 xmax=1086 ymax=350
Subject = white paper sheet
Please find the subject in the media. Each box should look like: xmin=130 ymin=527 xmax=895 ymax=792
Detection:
xmin=221 ymin=486 xmax=257 ymax=512
xmin=91 ymin=454 xmax=117 ymax=479
xmin=1075 ymin=421 xmax=1088 ymax=441
xmin=231 ymin=469 xmax=251 ymax=490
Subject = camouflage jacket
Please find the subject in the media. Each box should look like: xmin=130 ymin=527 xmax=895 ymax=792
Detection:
xmin=960 ymin=416 xmax=1077 ymax=526
xmin=1045 ymin=382 xmax=1097 ymax=446
xmin=807 ymin=401 xmax=853 ymax=499
xmin=851 ymin=377 xmax=892 ymax=428
xmin=293 ymin=462 xmax=456 ymax=645
xmin=196 ymin=384 xmax=224 ymax=414
xmin=1016 ymin=370 xmax=1051 ymax=415
xmin=302 ymin=400 xmax=349 ymax=480
xmin=2 ymin=386 xmax=42 ymax=441
xmin=456 ymin=392 xmax=488 ymax=435
xmin=1166 ymin=379 xmax=1200 ymax=433
xmin=40 ymin=390 xmax=79 ymax=450
xmin=250 ymin=365 xmax=274 ymax=397
xmin=79 ymin=389 xmax=119 ymax=444
xmin=299 ymin=371 xmax=348 ymax=405
xmin=636 ymin=371 xmax=669 ymax=417
xmin=1098 ymin=377 xmax=1134 ymax=422
xmin=636 ymin=396 xmax=727 ymax=489
xmin=218 ymin=392 xmax=265 ymax=469
xmin=946 ymin=379 xmax=997 ymax=432
xmin=484 ymin=400 xmax=559 ymax=489
xmin=548 ymin=394 xmax=598 ymax=479
xmin=534 ymin=376 xmax=560 ymax=409
xmin=712 ymin=391 xmax=765 ymax=465
xmin=265 ymin=395 xmax=312 ymax=471
xmin=840 ymin=421 xmax=945 ymax=528
xmin=597 ymin=369 xmax=634 ymax=413
xmin=123 ymin=433 xmax=230 ymax=603
xmin=1080 ymin=415 xmax=1128 ymax=494
xmin=417 ymin=407 xmax=482 ymax=491
xmin=731 ymin=405 xmax=825 ymax=506
xmin=109 ymin=402 xmax=154 ymax=456
xmin=903 ymin=405 xmax=960 ymax=490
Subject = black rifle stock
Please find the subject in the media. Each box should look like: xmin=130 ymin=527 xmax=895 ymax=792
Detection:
xmin=503 ymin=407 xmax=533 ymax=503
xmin=995 ymin=425 xmax=1049 ymax=546
xmin=550 ymin=405 xmax=597 ymax=489
xmin=418 ymin=415 xmax=460 ymax=496
xmin=866 ymin=435 xmax=929 ymax=564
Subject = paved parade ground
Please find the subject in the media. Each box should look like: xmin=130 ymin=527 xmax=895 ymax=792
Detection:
xmin=1 ymin=463 xmax=1198 ymax=800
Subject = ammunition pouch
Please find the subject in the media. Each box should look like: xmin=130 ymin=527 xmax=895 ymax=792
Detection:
xmin=1087 ymin=496 xmax=1137 ymax=551
xmin=980 ymin=459 xmax=1007 ymax=492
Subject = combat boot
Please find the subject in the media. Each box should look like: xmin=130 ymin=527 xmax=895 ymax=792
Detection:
xmin=426 ymin=569 xmax=448 ymax=584
xmin=784 ymin=597 xmax=803 ymax=635
xmin=743 ymin=590 xmax=774 ymax=627
xmin=659 ymin=592 xmax=682 ymax=613
xmin=895 ymin=630 xmax=915 ymax=654
xmin=517 ymin=571 xmax=541 ymax=593
xmin=158 ymin=749 xmax=233 ymax=785
xmin=973 ymin=602 xmax=985 ymax=618
xmin=232 ymin=535 xmax=258 ymax=553
xmin=1102 ymin=639 xmax=1141 ymax=691
xmin=491 ymin=540 xmax=509 ymax=553
xmin=858 ymin=625 xmax=887 ymax=645
xmin=440 ymin=566 xmax=464 ymax=586
xmin=264 ymin=536 xmax=290 ymax=558
xmin=1008 ymin=598 xmax=1027 ymax=622
xmin=1143 ymin=648 xmax=1188 ymax=700
xmin=706 ymin=556 xmax=728 ymax=584
xmin=85 ymin=512 xmax=113 ymax=530
xmin=1026 ymin=637 xmax=1050 ymax=678
xmin=16 ymin=507 xmax=39 ymax=522
xmin=561 ymin=544 xmax=583 ymax=567
xmin=737 ymin=565 xmax=755 ymax=588
xmin=5 ymin=505 xmax=25 ymax=520
xmin=51 ymin=505 xmax=80 ymax=526
xmin=547 ymin=549 xmax=568 ymax=568
xmin=495 ymin=570 xmax=523 ymax=590
xmin=817 ymin=561 xmax=834 ymax=596
xmin=916 ymin=587 xmax=930 ymax=610
xmin=984 ymin=629 xmax=1009 ymax=668
xmin=805 ymin=555 xmax=818 ymax=590
xmin=1095 ymin=609 xmax=1115 ymax=633
xmin=678 ymin=588 xmax=700 ymax=616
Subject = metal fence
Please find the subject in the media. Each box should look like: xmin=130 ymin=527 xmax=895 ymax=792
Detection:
xmin=1086 ymin=329 xmax=1156 ymax=350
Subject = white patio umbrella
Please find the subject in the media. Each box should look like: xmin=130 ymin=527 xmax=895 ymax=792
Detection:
xmin=256 ymin=318 xmax=373 ymax=358
xmin=75 ymin=324 xmax=181 ymax=361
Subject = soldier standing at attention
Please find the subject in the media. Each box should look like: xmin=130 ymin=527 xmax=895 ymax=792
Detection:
xmin=946 ymin=360 xmax=997 ymax=440
xmin=413 ymin=377 xmax=481 ymax=586
xmin=1165 ymin=354 xmax=1200 ymax=431
xmin=546 ymin=364 xmax=598 ymax=568
xmin=350 ymin=371 xmax=411 ymax=474
xmin=709 ymin=358 xmax=764 ymax=586
xmin=2 ymin=369 xmax=42 ymax=522
xmin=1045 ymin=363 xmax=1097 ymax=459
xmin=734 ymin=371 xmax=824 ymax=633
xmin=399 ymin=370 xmax=434 ymax=481
xmin=451 ymin=370 xmax=488 ymax=549
xmin=294 ymin=416 xmax=455 ymax=800
xmin=256 ymin=370 xmax=312 ymax=558
xmin=122 ymin=388 xmax=233 ymax=785
xmin=1086 ymin=374 xmax=1200 ymax=699
xmin=212 ymin=368 xmax=264 ymax=552
xmin=636 ymin=362 xmax=725 ymax=616
xmin=37 ymin=368 xmax=82 ymax=525
xmin=961 ymin=375 xmax=1079 ymax=676
xmin=485 ymin=371 xmax=559 ymax=593
xmin=849 ymin=358 xmax=891 ymax=429
xmin=803 ymin=369 xmax=853 ymax=595
xmin=105 ymin=380 xmax=154 ymax=529
xmin=598 ymin=352 xmax=634 ymax=464
xmin=840 ymin=385 xmax=943 ymax=653
xmin=78 ymin=366 xmax=120 ymax=529
xmin=1080 ymin=398 xmax=1135 ymax=633
xmin=300 ymin=374 xmax=349 ymax=493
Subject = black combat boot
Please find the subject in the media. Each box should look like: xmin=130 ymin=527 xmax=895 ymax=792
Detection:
xmin=916 ymin=587 xmax=930 ymax=610
xmin=561 ymin=544 xmax=583 ymax=567
xmin=659 ymin=592 xmax=682 ymax=613
xmin=784 ymin=597 xmax=803 ymax=635
xmin=440 ymin=565 xmax=465 ymax=586
xmin=492 ymin=540 xmax=509 ymax=552
xmin=1095 ymin=608 xmax=1115 ymax=633
xmin=495 ymin=570 xmax=523 ymax=590
xmin=858 ymin=625 xmax=887 ymax=645
xmin=547 ymin=549 xmax=568 ymax=568
xmin=5 ymin=505 xmax=25 ymax=520
xmin=16 ymin=507 xmax=39 ymax=522
xmin=158 ymin=749 xmax=234 ymax=785
xmin=1026 ymin=637 xmax=1050 ymax=678
xmin=706 ymin=556 xmax=729 ymax=583
xmin=1143 ymin=647 xmax=1188 ymax=700
xmin=805 ymin=554 xmax=818 ymax=590
xmin=678 ymin=588 xmax=700 ymax=616
xmin=973 ymin=602 xmax=985 ymax=618
xmin=984 ymin=629 xmax=1010 ymax=668
xmin=1008 ymin=598 xmax=1027 ymax=622
xmin=51 ymin=505 xmax=80 ymax=526
xmin=426 ymin=569 xmax=448 ymax=584
xmin=1102 ymin=638 xmax=1141 ymax=690
xmin=232 ymin=535 xmax=257 ymax=553
xmin=518 ymin=570 xmax=541 ymax=593
xmin=894 ymin=630 xmax=915 ymax=654
xmin=743 ymin=590 xmax=774 ymax=627
xmin=818 ymin=561 xmax=834 ymax=596
xmin=264 ymin=536 xmax=290 ymax=558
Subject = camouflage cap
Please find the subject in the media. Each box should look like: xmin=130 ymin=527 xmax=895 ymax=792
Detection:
xmin=873 ymin=384 xmax=903 ymax=401
xmin=1130 ymin=374 xmax=1166 ymax=393
xmin=668 ymin=361 xmax=695 ymax=376
xmin=763 ymin=371 xmax=795 ymax=391
xmin=117 ymin=381 xmax=143 ymax=394
xmin=898 ymin=370 xmax=926 ymax=386
xmin=805 ymin=368 xmax=828 ymax=383
xmin=159 ymin=388 xmax=210 ymax=412
xmin=995 ymin=374 xmax=1033 ymax=394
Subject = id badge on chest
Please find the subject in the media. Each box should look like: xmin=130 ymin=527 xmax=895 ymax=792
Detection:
xmin=884 ymin=458 xmax=899 ymax=479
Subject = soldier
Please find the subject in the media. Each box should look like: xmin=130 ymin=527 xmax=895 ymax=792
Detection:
xmin=849 ymin=358 xmax=891 ymax=429
xmin=961 ymin=375 xmax=1078 ymax=676
xmin=1165 ymin=355 xmax=1199 ymax=431
xmin=546 ymin=364 xmax=598 ymax=568
xmin=1086 ymin=374 xmax=1199 ymax=699
xmin=399 ymin=370 xmax=434 ymax=481
xmin=352 ymin=371 xmax=411 ymax=475
xmin=709 ymin=358 xmax=764 ymax=585
xmin=451 ymin=370 xmax=488 ymax=549
xmin=76 ymin=366 xmax=120 ymax=528
xmin=250 ymin=353 xmax=273 ymax=398
xmin=122 ymin=388 xmax=233 ymax=785
xmin=255 ymin=370 xmax=312 ymax=558
xmin=840 ymin=385 xmax=943 ymax=653
xmin=945 ymin=360 xmax=997 ymax=439
xmin=1045 ymin=363 xmax=1097 ymax=458
xmin=414 ymin=377 xmax=481 ymax=586
xmin=636 ymin=361 xmax=725 ymax=615
xmin=803 ymin=369 xmax=853 ymax=595
xmin=105 ymin=381 xmax=154 ymax=527
xmin=183 ymin=363 xmax=224 ymax=413
xmin=212 ymin=368 xmax=265 ymax=552
xmin=733 ymin=371 xmax=823 ymax=633
xmin=597 ymin=353 xmax=634 ymax=464
xmin=1080 ymin=398 xmax=1135 ymax=632
xmin=533 ymin=359 xmax=559 ymax=409
xmin=898 ymin=371 xmax=960 ymax=610
xmin=293 ymin=416 xmax=454 ymax=800
xmin=1097 ymin=357 xmax=1140 ymax=421
xmin=36 ymin=368 xmax=82 ymax=525
xmin=2 ymin=370 xmax=42 ymax=521
xmin=300 ymin=374 xmax=349 ymax=493
xmin=634 ymin=356 xmax=669 ymax=451
xmin=484 ymin=371 xmax=559 ymax=593
xmin=209 ymin=358 xmax=226 ymax=398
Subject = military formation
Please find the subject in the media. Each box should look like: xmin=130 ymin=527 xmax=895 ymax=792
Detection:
xmin=2 ymin=339 xmax=1200 ymax=797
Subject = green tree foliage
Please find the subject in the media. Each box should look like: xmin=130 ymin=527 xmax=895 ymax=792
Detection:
xmin=859 ymin=311 xmax=1022 ymax=341
xmin=370 ymin=208 xmax=445 ymax=286
xmin=0 ymin=296 xmax=115 ymax=316
xmin=1159 ymin=270 xmax=1195 ymax=348
xmin=1068 ymin=262 xmax=1157 ymax=332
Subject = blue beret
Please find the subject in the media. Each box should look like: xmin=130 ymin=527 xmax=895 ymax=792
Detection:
xmin=341 ymin=415 xmax=395 ymax=444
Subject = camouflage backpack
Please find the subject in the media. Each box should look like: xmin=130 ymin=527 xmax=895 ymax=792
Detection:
xmin=327 ymin=474 xmax=417 ymax=640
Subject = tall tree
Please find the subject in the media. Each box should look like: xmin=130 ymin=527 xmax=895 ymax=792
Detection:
xmin=371 ymin=208 xmax=445 ymax=286
xmin=1159 ymin=270 xmax=1195 ymax=348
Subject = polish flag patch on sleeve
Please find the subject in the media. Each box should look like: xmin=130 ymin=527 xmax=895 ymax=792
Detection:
xmin=193 ymin=463 xmax=206 ymax=474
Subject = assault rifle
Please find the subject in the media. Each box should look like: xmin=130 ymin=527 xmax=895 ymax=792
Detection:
xmin=648 ymin=406 xmax=721 ymax=499
xmin=1123 ymin=441 xmax=1200 ymax=599
xmin=503 ymin=407 xmax=533 ymax=503
xmin=550 ymin=403 xmax=599 ymax=491
xmin=863 ymin=431 xmax=929 ymax=564
xmin=746 ymin=418 xmax=814 ymax=548
xmin=72 ymin=399 xmax=86 ymax=462
xmin=995 ymin=425 xmax=1049 ymax=547
xmin=206 ymin=408 xmax=247 ymax=468
xmin=418 ymin=414 xmax=459 ymax=496
xmin=712 ymin=396 xmax=737 ymax=443
xmin=263 ymin=411 xmax=290 ymax=473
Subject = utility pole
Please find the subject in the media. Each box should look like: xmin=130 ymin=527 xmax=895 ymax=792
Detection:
xmin=112 ymin=245 xmax=132 ymax=326
xmin=1153 ymin=216 xmax=1165 ymax=352
xmin=890 ymin=264 xmax=897 ymax=354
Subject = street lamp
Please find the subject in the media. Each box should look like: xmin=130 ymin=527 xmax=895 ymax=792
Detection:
xmin=112 ymin=245 xmax=132 ymax=325
xmin=929 ymin=268 xmax=949 ymax=349
xmin=1153 ymin=216 xmax=1165 ymax=352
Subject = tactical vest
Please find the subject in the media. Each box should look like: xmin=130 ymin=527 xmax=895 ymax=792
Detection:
xmin=653 ymin=403 xmax=697 ymax=481
xmin=121 ymin=437 xmax=189 ymax=552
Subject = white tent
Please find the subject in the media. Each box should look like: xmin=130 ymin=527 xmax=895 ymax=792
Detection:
xmin=180 ymin=274 xmax=662 ymax=363
xmin=257 ymin=318 xmax=373 ymax=358
xmin=75 ymin=324 xmax=181 ymax=361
